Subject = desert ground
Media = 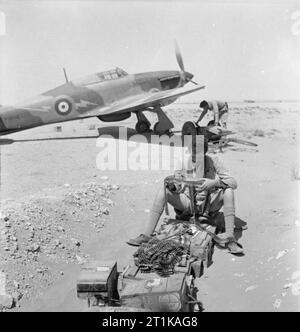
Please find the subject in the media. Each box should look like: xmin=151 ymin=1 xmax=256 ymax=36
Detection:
xmin=0 ymin=101 xmax=299 ymax=312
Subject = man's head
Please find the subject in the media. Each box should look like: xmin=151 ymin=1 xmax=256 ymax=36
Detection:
xmin=200 ymin=100 xmax=209 ymax=110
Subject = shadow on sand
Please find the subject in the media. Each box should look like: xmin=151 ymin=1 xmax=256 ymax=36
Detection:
xmin=0 ymin=126 xmax=184 ymax=147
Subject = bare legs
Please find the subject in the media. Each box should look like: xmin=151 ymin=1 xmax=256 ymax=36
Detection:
xmin=144 ymin=185 xmax=191 ymax=236
xmin=144 ymin=185 xmax=236 ymax=237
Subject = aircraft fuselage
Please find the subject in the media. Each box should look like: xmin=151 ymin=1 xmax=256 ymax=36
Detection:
xmin=0 ymin=68 xmax=190 ymax=135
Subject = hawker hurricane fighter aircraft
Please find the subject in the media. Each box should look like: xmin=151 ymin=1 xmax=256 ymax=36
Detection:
xmin=0 ymin=44 xmax=204 ymax=136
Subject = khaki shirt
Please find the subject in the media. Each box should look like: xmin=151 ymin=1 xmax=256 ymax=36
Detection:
xmin=176 ymin=152 xmax=237 ymax=190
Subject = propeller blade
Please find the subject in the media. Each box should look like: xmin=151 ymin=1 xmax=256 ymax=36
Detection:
xmin=174 ymin=40 xmax=185 ymax=72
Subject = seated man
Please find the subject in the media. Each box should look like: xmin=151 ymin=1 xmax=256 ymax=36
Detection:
xmin=196 ymin=100 xmax=229 ymax=128
xmin=127 ymin=139 xmax=243 ymax=254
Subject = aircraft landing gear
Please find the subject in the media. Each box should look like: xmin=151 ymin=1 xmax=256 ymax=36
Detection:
xmin=152 ymin=106 xmax=174 ymax=135
xmin=153 ymin=122 xmax=173 ymax=136
xmin=135 ymin=121 xmax=150 ymax=133
xmin=134 ymin=107 xmax=175 ymax=135
xmin=134 ymin=111 xmax=151 ymax=133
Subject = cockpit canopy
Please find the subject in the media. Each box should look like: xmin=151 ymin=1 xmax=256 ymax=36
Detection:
xmin=72 ymin=67 xmax=128 ymax=86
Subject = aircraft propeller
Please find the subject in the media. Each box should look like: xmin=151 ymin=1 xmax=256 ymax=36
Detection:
xmin=174 ymin=40 xmax=199 ymax=85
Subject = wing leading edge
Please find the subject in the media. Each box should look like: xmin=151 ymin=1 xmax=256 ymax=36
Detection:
xmin=89 ymin=84 xmax=205 ymax=117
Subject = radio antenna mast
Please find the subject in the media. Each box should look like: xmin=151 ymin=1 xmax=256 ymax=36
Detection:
xmin=63 ymin=67 xmax=69 ymax=83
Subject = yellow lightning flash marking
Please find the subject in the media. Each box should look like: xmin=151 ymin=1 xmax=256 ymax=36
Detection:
xmin=75 ymin=99 xmax=98 ymax=108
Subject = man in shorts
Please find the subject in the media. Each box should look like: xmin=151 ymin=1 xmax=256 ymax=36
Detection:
xmin=127 ymin=139 xmax=243 ymax=254
xmin=196 ymin=100 xmax=229 ymax=128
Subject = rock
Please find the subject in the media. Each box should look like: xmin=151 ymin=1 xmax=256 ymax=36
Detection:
xmin=12 ymin=291 xmax=23 ymax=302
xmin=0 ymin=294 xmax=14 ymax=309
xmin=31 ymin=244 xmax=40 ymax=253
xmin=13 ymin=280 xmax=20 ymax=289
xmin=71 ymin=238 xmax=81 ymax=246
xmin=57 ymin=226 xmax=65 ymax=232
xmin=233 ymin=273 xmax=245 ymax=277
xmin=276 ymin=249 xmax=288 ymax=260
xmin=100 ymin=207 xmax=109 ymax=215
xmin=54 ymin=239 xmax=61 ymax=247
xmin=12 ymin=244 xmax=19 ymax=252
xmin=291 ymin=271 xmax=300 ymax=280
xmin=75 ymin=255 xmax=85 ymax=264
xmin=273 ymin=299 xmax=282 ymax=309
xmin=245 ymin=285 xmax=258 ymax=292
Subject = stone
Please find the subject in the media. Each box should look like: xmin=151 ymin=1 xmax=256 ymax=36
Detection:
xmin=31 ymin=244 xmax=40 ymax=252
xmin=71 ymin=238 xmax=81 ymax=246
xmin=57 ymin=226 xmax=65 ymax=232
xmin=12 ymin=291 xmax=23 ymax=302
xmin=0 ymin=294 xmax=14 ymax=309
xmin=54 ymin=239 xmax=61 ymax=247
xmin=13 ymin=280 xmax=19 ymax=289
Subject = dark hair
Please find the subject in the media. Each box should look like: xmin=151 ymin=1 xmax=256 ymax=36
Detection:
xmin=200 ymin=100 xmax=208 ymax=108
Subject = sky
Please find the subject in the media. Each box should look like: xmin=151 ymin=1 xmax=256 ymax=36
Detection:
xmin=0 ymin=0 xmax=299 ymax=104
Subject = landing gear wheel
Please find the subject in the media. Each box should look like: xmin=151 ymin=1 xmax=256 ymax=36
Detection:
xmin=135 ymin=121 xmax=150 ymax=133
xmin=153 ymin=122 xmax=172 ymax=135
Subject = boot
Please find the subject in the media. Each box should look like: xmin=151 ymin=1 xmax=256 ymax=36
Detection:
xmin=127 ymin=234 xmax=151 ymax=247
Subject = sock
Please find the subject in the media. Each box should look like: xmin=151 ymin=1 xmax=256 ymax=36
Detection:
xmin=223 ymin=205 xmax=235 ymax=237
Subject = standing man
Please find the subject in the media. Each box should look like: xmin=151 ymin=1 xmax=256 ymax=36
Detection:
xmin=196 ymin=100 xmax=229 ymax=128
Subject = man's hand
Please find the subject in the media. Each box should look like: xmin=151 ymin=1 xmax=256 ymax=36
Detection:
xmin=198 ymin=178 xmax=220 ymax=191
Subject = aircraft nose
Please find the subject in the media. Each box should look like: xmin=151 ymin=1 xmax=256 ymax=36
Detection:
xmin=184 ymin=71 xmax=193 ymax=82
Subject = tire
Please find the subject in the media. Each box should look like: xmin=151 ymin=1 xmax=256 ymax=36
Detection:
xmin=135 ymin=121 xmax=150 ymax=133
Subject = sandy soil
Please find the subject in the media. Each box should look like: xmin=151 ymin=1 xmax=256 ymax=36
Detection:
xmin=0 ymin=101 xmax=299 ymax=312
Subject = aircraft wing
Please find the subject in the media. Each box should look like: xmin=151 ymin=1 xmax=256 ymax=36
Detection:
xmin=89 ymin=84 xmax=205 ymax=117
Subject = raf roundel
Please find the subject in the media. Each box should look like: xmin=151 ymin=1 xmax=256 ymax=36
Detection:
xmin=54 ymin=98 xmax=73 ymax=115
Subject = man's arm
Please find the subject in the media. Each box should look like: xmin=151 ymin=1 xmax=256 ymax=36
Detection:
xmin=196 ymin=108 xmax=208 ymax=125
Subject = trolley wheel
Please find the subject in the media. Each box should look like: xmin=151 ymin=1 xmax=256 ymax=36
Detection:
xmin=182 ymin=121 xmax=198 ymax=137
